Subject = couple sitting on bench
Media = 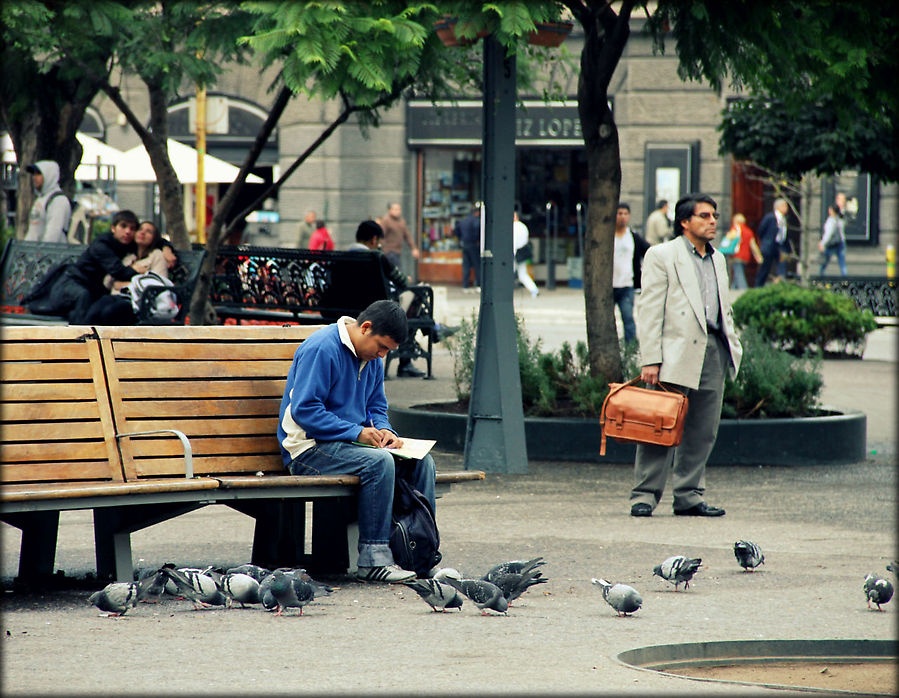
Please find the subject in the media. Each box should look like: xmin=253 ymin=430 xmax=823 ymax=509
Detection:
xmin=350 ymin=219 xmax=456 ymax=378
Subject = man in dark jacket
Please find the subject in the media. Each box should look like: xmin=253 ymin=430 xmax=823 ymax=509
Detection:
xmin=613 ymin=202 xmax=651 ymax=345
xmin=754 ymin=198 xmax=789 ymax=287
xmin=453 ymin=203 xmax=482 ymax=290
xmin=43 ymin=210 xmax=140 ymax=323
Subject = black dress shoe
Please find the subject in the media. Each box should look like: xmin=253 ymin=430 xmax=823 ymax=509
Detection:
xmin=674 ymin=502 xmax=726 ymax=517
xmin=630 ymin=503 xmax=653 ymax=517
xmin=397 ymin=364 xmax=426 ymax=378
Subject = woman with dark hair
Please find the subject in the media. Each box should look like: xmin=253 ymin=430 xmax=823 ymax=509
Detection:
xmin=84 ymin=220 xmax=175 ymax=324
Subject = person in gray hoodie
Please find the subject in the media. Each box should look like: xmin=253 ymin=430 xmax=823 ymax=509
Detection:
xmin=25 ymin=160 xmax=72 ymax=244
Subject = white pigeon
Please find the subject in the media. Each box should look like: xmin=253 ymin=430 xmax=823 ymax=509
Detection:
xmin=220 ymin=572 xmax=261 ymax=607
xmin=733 ymin=540 xmax=765 ymax=571
xmin=653 ymin=555 xmax=702 ymax=590
xmin=162 ymin=567 xmax=229 ymax=609
xmin=592 ymin=578 xmax=642 ymax=616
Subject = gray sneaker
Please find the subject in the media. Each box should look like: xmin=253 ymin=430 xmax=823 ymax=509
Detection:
xmin=355 ymin=565 xmax=416 ymax=583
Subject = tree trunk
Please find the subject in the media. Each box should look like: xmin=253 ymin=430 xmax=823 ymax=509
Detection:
xmin=571 ymin=0 xmax=636 ymax=383
xmin=145 ymin=80 xmax=189 ymax=250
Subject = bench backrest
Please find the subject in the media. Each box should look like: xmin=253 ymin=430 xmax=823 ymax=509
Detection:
xmin=0 ymin=240 xmax=85 ymax=314
xmin=95 ymin=325 xmax=321 ymax=479
xmin=209 ymin=245 xmax=393 ymax=318
xmin=0 ymin=326 xmax=123 ymax=484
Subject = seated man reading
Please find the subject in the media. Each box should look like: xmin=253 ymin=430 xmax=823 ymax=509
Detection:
xmin=277 ymin=299 xmax=437 ymax=583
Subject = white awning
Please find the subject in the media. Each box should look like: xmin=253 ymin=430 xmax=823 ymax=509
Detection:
xmin=118 ymin=138 xmax=263 ymax=184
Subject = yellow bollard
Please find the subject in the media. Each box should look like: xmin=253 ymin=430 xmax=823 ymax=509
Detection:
xmin=887 ymin=244 xmax=896 ymax=279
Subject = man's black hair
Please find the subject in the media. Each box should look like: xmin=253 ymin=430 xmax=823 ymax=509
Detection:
xmin=112 ymin=210 xmax=139 ymax=227
xmin=356 ymin=220 xmax=384 ymax=243
xmin=656 ymin=199 xmax=668 ymax=209
xmin=617 ymin=202 xmax=630 ymax=212
xmin=357 ymin=300 xmax=408 ymax=344
xmin=672 ymin=193 xmax=717 ymax=238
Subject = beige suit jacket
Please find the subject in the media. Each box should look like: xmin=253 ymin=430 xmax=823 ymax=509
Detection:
xmin=636 ymin=236 xmax=742 ymax=389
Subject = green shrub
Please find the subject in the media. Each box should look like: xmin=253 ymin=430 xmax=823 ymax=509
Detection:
xmin=447 ymin=313 xmax=825 ymax=420
xmin=722 ymin=327 xmax=823 ymax=418
xmin=732 ymin=282 xmax=877 ymax=356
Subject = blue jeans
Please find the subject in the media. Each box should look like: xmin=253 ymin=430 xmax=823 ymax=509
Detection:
xmin=289 ymin=441 xmax=436 ymax=568
xmin=819 ymin=243 xmax=847 ymax=276
xmin=613 ymin=286 xmax=636 ymax=344
xmin=731 ymin=261 xmax=748 ymax=289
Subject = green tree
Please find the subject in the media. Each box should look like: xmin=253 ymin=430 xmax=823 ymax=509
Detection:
xmin=1 ymin=1 xmax=122 ymax=237
xmin=562 ymin=0 xmax=897 ymax=381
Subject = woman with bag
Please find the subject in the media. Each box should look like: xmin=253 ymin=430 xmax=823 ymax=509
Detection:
xmin=724 ymin=213 xmax=762 ymax=289
xmin=84 ymin=220 xmax=176 ymax=324
xmin=818 ymin=205 xmax=847 ymax=276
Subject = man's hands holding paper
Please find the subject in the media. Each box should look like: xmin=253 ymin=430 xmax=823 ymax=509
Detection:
xmin=357 ymin=426 xmax=403 ymax=449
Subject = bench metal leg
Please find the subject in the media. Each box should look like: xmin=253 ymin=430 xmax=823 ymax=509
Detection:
xmin=346 ymin=521 xmax=359 ymax=572
xmin=94 ymin=503 xmax=207 ymax=582
xmin=1 ymin=511 xmax=60 ymax=580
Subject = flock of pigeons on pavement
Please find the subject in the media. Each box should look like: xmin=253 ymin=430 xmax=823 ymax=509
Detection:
xmin=89 ymin=543 xmax=896 ymax=618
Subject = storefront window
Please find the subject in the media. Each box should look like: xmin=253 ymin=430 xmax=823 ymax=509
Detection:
xmin=420 ymin=149 xmax=481 ymax=253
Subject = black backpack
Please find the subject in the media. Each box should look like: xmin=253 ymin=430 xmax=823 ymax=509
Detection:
xmin=390 ymin=474 xmax=441 ymax=578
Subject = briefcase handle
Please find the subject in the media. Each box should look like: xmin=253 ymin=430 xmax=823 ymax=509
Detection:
xmin=607 ymin=376 xmax=685 ymax=399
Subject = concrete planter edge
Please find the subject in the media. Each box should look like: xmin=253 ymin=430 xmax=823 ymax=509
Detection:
xmin=387 ymin=405 xmax=867 ymax=466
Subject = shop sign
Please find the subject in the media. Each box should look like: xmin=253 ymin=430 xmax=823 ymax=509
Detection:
xmin=407 ymin=100 xmax=585 ymax=147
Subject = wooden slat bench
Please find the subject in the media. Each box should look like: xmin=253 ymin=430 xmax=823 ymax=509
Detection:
xmin=0 ymin=324 xmax=484 ymax=583
xmin=208 ymin=244 xmax=437 ymax=377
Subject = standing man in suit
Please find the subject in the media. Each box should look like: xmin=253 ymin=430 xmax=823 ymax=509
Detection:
xmin=629 ymin=193 xmax=743 ymax=518
xmin=754 ymin=198 xmax=789 ymax=286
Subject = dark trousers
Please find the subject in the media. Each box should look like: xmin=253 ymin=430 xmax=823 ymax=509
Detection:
xmin=630 ymin=334 xmax=728 ymax=511
xmin=461 ymin=245 xmax=480 ymax=288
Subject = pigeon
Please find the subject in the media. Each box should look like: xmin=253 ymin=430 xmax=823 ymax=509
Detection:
xmin=89 ymin=582 xmax=140 ymax=616
xmin=163 ymin=566 xmax=206 ymax=596
xmin=483 ymin=557 xmax=546 ymax=583
xmin=864 ymin=573 xmax=894 ymax=611
xmin=403 ymin=578 xmax=464 ymax=612
xmin=886 ymin=560 xmax=899 ymax=576
xmin=591 ymin=577 xmax=643 ymax=616
xmin=432 ymin=567 xmax=463 ymax=582
xmin=268 ymin=570 xmax=315 ymax=616
xmin=443 ymin=577 xmax=508 ymax=615
xmin=653 ymin=556 xmax=702 ymax=590
xmin=492 ymin=567 xmax=548 ymax=604
xmin=733 ymin=540 xmax=765 ymax=572
xmin=226 ymin=563 xmax=273 ymax=583
xmin=161 ymin=567 xmax=229 ymax=609
xmin=220 ymin=572 xmax=261 ymax=607
xmin=136 ymin=567 xmax=169 ymax=603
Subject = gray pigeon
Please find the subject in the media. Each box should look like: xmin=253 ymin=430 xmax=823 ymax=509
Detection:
xmin=443 ymin=577 xmax=508 ymax=615
xmin=220 ymin=572 xmax=261 ymax=607
xmin=886 ymin=560 xmax=899 ymax=576
xmin=226 ymin=563 xmax=273 ymax=583
xmin=162 ymin=567 xmax=229 ymax=609
xmin=733 ymin=540 xmax=765 ymax=571
xmin=403 ymin=578 xmax=464 ymax=612
xmin=591 ymin=577 xmax=643 ymax=616
xmin=492 ymin=567 xmax=548 ymax=604
xmin=89 ymin=582 xmax=140 ymax=616
xmin=163 ymin=566 xmax=205 ymax=596
xmin=268 ymin=570 xmax=315 ymax=616
xmin=483 ymin=556 xmax=546 ymax=582
xmin=864 ymin=573 xmax=894 ymax=611
xmin=653 ymin=555 xmax=702 ymax=590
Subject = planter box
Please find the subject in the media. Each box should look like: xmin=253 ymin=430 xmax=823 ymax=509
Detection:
xmin=388 ymin=405 xmax=867 ymax=467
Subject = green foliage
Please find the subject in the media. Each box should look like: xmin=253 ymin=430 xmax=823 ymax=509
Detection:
xmin=732 ymin=283 xmax=878 ymax=357
xmin=719 ymin=95 xmax=897 ymax=183
xmin=722 ymin=328 xmax=823 ymax=419
xmin=448 ymin=313 xmax=827 ymax=420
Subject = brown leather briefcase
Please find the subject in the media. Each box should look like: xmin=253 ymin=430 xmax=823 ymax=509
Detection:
xmin=599 ymin=377 xmax=688 ymax=455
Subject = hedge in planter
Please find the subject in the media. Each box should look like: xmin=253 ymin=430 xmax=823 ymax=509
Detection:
xmin=446 ymin=313 xmax=822 ymax=420
xmin=732 ymin=282 xmax=877 ymax=357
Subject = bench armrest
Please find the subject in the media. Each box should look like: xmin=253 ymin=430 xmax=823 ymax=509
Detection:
xmin=115 ymin=429 xmax=194 ymax=478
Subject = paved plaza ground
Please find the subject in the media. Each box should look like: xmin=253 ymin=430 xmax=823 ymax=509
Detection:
xmin=2 ymin=284 xmax=896 ymax=695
